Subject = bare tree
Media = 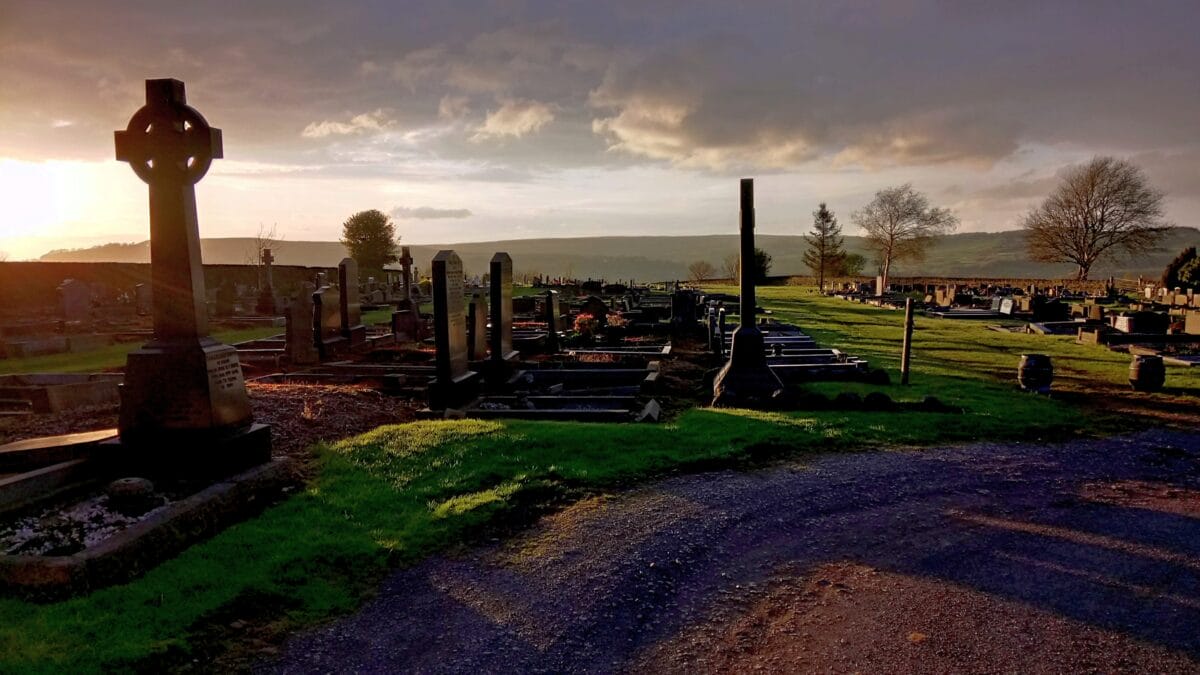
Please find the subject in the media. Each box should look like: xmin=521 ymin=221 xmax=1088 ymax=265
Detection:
xmin=722 ymin=253 xmax=740 ymax=282
xmin=1023 ymin=157 xmax=1172 ymax=280
xmin=853 ymin=184 xmax=958 ymax=291
xmin=245 ymin=223 xmax=282 ymax=265
xmin=0 ymin=250 xmax=9 ymax=262
xmin=687 ymin=260 xmax=716 ymax=282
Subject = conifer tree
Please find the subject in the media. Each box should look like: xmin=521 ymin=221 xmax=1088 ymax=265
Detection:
xmin=803 ymin=203 xmax=846 ymax=291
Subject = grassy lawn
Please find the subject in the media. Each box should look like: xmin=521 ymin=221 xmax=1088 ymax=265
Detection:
xmin=1 ymin=287 xmax=1194 ymax=671
xmin=0 ymin=327 xmax=284 ymax=375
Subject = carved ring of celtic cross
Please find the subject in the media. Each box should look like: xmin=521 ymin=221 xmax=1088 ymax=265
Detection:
xmin=115 ymin=79 xmax=223 ymax=185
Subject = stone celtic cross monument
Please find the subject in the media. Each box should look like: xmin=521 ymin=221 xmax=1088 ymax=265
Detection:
xmin=712 ymin=178 xmax=783 ymax=407
xmin=113 ymin=78 xmax=268 ymax=470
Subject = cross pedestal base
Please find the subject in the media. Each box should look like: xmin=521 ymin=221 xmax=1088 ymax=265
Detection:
xmin=712 ymin=326 xmax=783 ymax=408
xmin=118 ymin=339 xmax=256 ymax=441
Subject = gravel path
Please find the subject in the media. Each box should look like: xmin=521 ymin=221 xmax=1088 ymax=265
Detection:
xmin=266 ymin=430 xmax=1200 ymax=673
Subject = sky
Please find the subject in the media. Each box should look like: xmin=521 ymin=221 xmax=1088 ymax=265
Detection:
xmin=1 ymin=0 xmax=1198 ymax=260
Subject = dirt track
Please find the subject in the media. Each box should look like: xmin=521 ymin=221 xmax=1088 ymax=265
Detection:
xmin=266 ymin=430 xmax=1200 ymax=673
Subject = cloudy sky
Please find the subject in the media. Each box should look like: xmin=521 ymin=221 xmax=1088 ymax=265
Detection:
xmin=1 ymin=0 xmax=1197 ymax=260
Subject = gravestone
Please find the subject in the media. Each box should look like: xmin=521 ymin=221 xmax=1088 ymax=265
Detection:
xmin=399 ymin=246 xmax=414 ymax=301
xmin=111 ymin=78 xmax=267 ymax=469
xmin=581 ymin=296 xmax=609 ymax=327
xmin=544 ymin=290 xmax=562 ymax=352
xmin=712 ymin=179 xmax=783 ymax=407
xmin=135 ymin=283 xmax=152 ymax=316
xmin=875 ymin=276 xmax=885 ymax=297
xmin=57 ymin=279 xmax=90 ymax=321
xmin=391 ymin=309 xmax=421 ymax=342
xmin=338 ymin=257 xmax=366 ymax=348
xmin=489 ymin=252 xmax=518 ymax=363
xmin=429 ymin=250 xmax=479 ymax=408
xmin=467 ymin=293 xmax=488 ymax=360
xmin=287 ymin=283 xmax=319 ymax=364
xmin=255 ymin=247 xmax=276 ymax=315
xmin=999 ymin=297 xmax=1015 ymax=316
xmin=312 ymin=284 xmax=343 ymax=359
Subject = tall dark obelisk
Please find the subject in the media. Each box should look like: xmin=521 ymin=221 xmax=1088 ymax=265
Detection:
xmin=712 ymin=178 xmax=783 ymax=407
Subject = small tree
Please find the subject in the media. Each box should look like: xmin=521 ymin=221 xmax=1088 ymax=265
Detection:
xmin=341 ymin=209 xmax=400 ymax=272
xmin=833 ymin=252 xmax=866 ymax=277
xmin=1163 ymin=247 xmax=1198 ymax=289
xmin=687 ymin=260 xmax=716 ymax=282
xmin=802 ymin=203 xmax=845 ymax=291
xmin=853 ymin=184 xmax=957 ymax=291
xmin=752 ymin=248 xmax=772 ymax=283
xmin=722 ymin=253 xmax=740 ymax=281
xmin=1024 ymin=157 xmax=1172 ymax=281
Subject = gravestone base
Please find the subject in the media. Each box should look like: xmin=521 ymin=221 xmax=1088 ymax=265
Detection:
xmin=428 ymin=371 xmax=480 ymax=410
xmin=101 ymin=423 xmax=271 ymax=479
xmin=712 ymin=327 xmax=784 ymax=408
xmin=118 ymin=340 xmax=254 ymax=435
xmin=344 ymin=325 xmax=368 ymax=351
xmin=480 ymin=351 xmax=521 ymax=387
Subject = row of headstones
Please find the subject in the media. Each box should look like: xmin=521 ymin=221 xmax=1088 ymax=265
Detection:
xmin=57 ymin=279 xmax=152 ymax=321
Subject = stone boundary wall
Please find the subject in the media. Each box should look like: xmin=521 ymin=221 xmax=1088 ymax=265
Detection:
xmin=0 ymin=262 xmax=335 ymax=316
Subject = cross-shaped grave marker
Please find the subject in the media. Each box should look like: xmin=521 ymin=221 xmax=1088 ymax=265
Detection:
xmin=112 ymin=79 xmax=267 ymax=467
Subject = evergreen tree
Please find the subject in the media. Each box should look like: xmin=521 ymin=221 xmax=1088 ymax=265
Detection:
xmin=803 ymin=203 xmax=846 ymax=290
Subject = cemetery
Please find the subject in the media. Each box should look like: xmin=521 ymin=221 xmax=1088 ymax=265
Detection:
xmin=0 ymin=73 xmax=1197 ymax=672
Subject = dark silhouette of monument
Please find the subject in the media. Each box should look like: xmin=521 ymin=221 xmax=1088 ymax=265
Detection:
xmin=111 ymin=78 xmax=269 ymax=472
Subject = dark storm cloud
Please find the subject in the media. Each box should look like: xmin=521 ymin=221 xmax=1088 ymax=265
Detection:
xmin=2 ymin=0 xmax=1198 ymax=173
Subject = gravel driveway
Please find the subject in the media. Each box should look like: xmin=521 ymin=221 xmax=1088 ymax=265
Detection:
xmin=265 ymin=429 xmax=1200 ymax=673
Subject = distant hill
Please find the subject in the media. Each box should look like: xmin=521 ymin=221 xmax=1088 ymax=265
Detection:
xmin=39 ymin=228 xmax=1200 ymax=281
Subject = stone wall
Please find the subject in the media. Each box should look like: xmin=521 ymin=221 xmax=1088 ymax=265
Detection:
xmin=0 ymin=262 xmax=335 ymax=316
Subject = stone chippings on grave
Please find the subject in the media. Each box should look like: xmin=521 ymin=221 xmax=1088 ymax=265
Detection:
xmin=712 ymin=178 xmax=783 ymax=407
xmin=338 ymin=257 xmax=366 ymax=348
xmin=429 ymin=250 xmax=479 ymax=408
xmin=286 ymin=282 xmax=319 ymax=365
xmin=490 ymin=252 xmax=518 ymax=363
xmin=108 ymin=78 xmax=269 ymax=472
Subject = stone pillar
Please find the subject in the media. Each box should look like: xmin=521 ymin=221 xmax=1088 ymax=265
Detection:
xmin=712 ymin=179 xmax=782 ymax=407
xmin=544 ymin=290 xmax=561 ymax=353
xmin=111 ymin=78 xmax=268 ymax=470
xmin=399 ymin=246 xmax=414 ymax=302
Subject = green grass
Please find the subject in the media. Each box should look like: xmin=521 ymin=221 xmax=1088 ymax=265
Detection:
xmin=1 ymin=286 xmax=1194 ymax=671
xmin=0 ymin=327 xmax=283 ymax=375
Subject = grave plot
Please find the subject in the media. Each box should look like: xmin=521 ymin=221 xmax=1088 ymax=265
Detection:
xmin=0 ymin=79 xmax=292 ymax=599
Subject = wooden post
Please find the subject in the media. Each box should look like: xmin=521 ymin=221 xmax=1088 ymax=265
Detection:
xmin=901 ymin=298 xmax=915 ymax=385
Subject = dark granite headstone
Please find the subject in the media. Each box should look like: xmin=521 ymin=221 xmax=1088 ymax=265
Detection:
xmin=135 ymin=283 xmax=152 ymax=316
xmin=338 ymin=257 xmax=366 ymax=348
xmin=544 ymin=290 xmax=561 ymax=352
xmin=581 ymin=296 xmax=609 ymax=327
xmin=111 ymin=78 xmax=267 ymax=469
xmin=489 ymin=252 xmax=518 ymax=362
xmin=712 ymin=179 xmax=783 ymax=407
xmin=313 ymin=284 xmax=343 ymax=359
xmin=287 ymin=283 xmax=319 ymax=364
xmin=398 ymin=246 xmax=414 ymax=302
xmin=467 ymin=293 xmax=488 ymax=360
xmin=429 ymin=250 xmax=478 ymax=408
